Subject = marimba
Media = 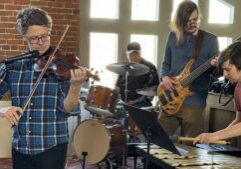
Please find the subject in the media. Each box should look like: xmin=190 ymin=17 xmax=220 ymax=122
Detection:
xmin=137 ymin=144 xmax=241 ymax=169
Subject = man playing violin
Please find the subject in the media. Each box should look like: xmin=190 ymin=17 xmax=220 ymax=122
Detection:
xmin=0 ymin=6 xmax=86 ymax=169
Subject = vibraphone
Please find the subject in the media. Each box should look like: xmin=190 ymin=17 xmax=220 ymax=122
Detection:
xmin=137 ymin=144 xmax=241 ymax=169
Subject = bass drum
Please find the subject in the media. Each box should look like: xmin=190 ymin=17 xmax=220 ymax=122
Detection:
xmin=72 ymin=119 xmax=126 ymax=164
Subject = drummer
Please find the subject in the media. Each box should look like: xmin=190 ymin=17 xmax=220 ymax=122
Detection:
xmin=115 ymin=42 xmax=159 ymax=108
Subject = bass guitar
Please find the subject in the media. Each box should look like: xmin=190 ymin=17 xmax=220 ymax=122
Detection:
xmin=157 ymin=54 xmax=218 ymax=115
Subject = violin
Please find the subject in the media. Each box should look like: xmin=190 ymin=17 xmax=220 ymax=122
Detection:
xmin=35 ymin=49 xmax=100 ymax=81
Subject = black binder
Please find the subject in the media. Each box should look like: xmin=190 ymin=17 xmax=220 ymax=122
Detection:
xmin=125 ymin=104 xmax=188 ymax=156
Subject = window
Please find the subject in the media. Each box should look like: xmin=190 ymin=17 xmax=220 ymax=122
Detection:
xmin=90 ymin=0 xmax=119 ymax=19
xmin=208 ymin=0 xmax=234 ymax=24
xmin=81 ymin=1 xmax=237 ymax=90
xmin=130 ymin=34 xmax=158 ymax=66
xmin=89 ymin=32 xmax=118 ymax=88
xmin=131 ymin=0 xmax=159 ymax=21
xmin=218 ymin=37 xmax=232 ymax=51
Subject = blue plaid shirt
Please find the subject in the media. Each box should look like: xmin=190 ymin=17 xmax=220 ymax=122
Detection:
xmin=0 ymin=58 xmax=78 ymax=155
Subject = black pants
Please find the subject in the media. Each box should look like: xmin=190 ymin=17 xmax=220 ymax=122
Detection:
xmin=12 ymin=143 xmax=68 ymax=169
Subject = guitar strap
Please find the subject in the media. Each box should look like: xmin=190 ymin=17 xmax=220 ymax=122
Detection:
xmin=193 ymin=29 xmax=204 ymax=62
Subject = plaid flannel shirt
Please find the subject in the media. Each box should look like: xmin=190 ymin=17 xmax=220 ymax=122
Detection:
xmin=0 ymin=59 xmax=79 ymax=155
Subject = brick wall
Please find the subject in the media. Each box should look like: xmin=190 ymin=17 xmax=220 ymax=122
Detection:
xmin=0 ymin=0 xmax=80 ymax=100
xmin=0 ymin=0 xmax=80 ymax=59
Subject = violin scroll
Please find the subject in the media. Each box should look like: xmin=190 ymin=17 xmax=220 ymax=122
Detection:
xmin=86 ymin=68 xmax=100 ymax=81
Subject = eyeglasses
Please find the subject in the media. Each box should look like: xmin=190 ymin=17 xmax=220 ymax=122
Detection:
xmin=187 ymin=17 xmax=199 ymax=24
xmin=26 ymin=33 xmax=50 ymax=44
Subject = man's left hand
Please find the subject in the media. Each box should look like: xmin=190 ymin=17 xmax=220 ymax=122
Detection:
xmin=70 ymin=68 xmax=87 ymax=86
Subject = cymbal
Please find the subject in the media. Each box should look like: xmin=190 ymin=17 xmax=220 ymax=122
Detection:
xmin=106 ymin=62 xmax=149 ymax=76
xmin=136 ymin=86 xmax=158 ymax=96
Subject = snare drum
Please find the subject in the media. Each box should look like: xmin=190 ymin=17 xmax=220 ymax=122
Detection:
xmin=86 ymin=85 xmax=118 ymax=113
xmin=72 ymin=119 xmax=126 ymax=164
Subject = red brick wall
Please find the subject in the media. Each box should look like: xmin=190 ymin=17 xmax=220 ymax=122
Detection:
xmin=0 ymin=0 xmax=80 ymax=59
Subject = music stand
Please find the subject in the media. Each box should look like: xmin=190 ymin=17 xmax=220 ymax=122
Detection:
xmin=124 ymin=104 xmax=188 ymax=156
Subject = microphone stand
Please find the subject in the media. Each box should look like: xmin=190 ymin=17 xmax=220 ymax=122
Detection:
xmin=0 ymin=50 xmax=39 ymax=64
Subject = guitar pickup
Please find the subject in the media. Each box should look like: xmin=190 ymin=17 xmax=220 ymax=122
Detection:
xmin=165 ymin=90 xmax=173 ymax=101
xmin=159 ymin=95 xmax=168 ymax=105
xmin=172 ymin=88 xmax=179 ymax=97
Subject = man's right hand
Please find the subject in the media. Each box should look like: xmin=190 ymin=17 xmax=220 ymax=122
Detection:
xmin=162 ymin=76 xmax=177 ymax=90
xmin=0 ymin=106 xmax=23 ymax=125
xmin=193 ymin=133 xmax=218 ymax=145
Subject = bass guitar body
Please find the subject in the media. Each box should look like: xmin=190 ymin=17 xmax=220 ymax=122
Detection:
xmin=157 ymin=59 xmax=194 ymax=115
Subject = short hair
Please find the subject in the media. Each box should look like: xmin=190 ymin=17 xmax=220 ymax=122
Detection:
xmin=218 ymin=42 xmax=241 ymax=71
xmin=126 ymin=42 xmax=141 ymax=55
xmin=170 ymin=0 xmax=199 ymax=44
xmin=16 ymin=6 xmax=52 ymax=36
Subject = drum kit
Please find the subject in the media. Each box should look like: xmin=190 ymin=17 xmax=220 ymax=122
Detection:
xmin=72 ymin=62 xmax=159 ymax=168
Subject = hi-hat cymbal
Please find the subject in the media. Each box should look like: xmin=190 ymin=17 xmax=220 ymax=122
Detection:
xmin=136 ymin=86 xmax=158 ymax=96
xmin=106 ymin=62 xmax=149 ymax=76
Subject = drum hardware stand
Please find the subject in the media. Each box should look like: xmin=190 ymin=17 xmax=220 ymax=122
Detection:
xmin=105 ymin=158 xmax=114 ymax=169
xmin=119 ymin=70 xmax=131 ymax=169
xmin=121 ymin=66 xmax=149 ymax=169
xmin=143 ymin=127 xmax=152 ymax=169
xmin=81 ymin=151 xmax=88 ymax=169
xmin=123 ymin=69 xmax=140 ymax=141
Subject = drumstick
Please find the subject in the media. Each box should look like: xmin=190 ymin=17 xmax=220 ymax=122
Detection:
xmin=178 ymin=137 xmax=230 ymax=145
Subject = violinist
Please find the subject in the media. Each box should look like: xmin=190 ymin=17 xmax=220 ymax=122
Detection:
xmin=0 ymin=6 xmax=86 ymax=169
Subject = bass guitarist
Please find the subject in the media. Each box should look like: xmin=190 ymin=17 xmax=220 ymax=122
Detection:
xmin=159 ymin=0 xmax=219 ymax=138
